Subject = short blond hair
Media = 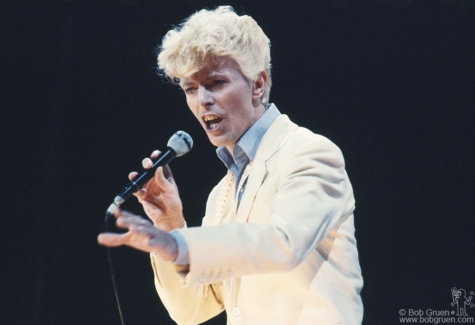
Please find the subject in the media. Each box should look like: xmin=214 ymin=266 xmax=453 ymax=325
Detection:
xmin=157 ymin=6 xmax=272 ymax=105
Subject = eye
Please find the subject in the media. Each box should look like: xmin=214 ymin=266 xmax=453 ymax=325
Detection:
xmin=212 ymin=80 xmax=225 ymax=87
xmin=184 ymin=87 xmax=196 ymax=95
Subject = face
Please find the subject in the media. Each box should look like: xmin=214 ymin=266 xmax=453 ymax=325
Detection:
xmin=181 ymin=56 xmax=266 ymax=152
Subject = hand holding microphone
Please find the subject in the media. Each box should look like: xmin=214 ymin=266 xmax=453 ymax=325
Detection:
xmin=106 ymin=131 xmax=193 ymax=231
xmin=107 ymin=131 xmax=192 ymax=209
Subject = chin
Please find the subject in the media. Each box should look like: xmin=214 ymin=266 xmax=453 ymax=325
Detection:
xmin=207 ymin=135 xmax=231 ymax=148
xmin=207 ymin=135 xmax=224 ymax=147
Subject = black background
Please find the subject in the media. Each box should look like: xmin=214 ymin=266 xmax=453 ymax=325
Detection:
xmin=2 ymin=0 xmax=474 ymax=324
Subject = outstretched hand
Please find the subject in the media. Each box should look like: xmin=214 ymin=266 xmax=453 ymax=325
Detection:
xmin=130 ymin=150 xmax=185 ymax=231
xmin=97 ymin=209 xmax=178 ymax=262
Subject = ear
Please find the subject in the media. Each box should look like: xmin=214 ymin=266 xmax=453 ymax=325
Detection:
xmin=252 ymin=71 xmax=268 ymax=101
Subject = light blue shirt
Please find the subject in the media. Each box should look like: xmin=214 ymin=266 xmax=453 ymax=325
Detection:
xmin=172 ymin=104 xmax=281 ymax=265
xmin=216 ymin=104 xmax=280 ymax=200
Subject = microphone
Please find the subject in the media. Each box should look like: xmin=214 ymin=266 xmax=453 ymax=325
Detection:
xmin=106 ymin=130 xmax=193 ymax=215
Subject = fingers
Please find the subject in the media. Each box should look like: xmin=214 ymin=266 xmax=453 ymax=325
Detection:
xmin=162 ymin=164 xmax=176 ymax=185
xmin=142 ymin=157 xmax=153 ymax=169
xmin=128 ymin=150 xmax=161 ymax=181
xmin=129 ymin=150 xmax=162 ymax=195
xmin=128 ymin=171 xmax=138 ymax=181
xmin=97 ymin=232 xmax=127 ymax=247
xmin=98 ymin=209 xmax=155 ymax=248
xmin=128 ymin=150 xmax=178 ymax=202
xmin=154 ymin=166 xmax=177 ymax=190
xmin=142 ymin=150 xmax=161 ymax=169
xmin=97 ymin=208 xmax=177 ymax=259
xmin=114 ymin=209 xmax=152 ymax=228
xmin=150 ymin=150 xmax=160 ymax=160
xmin=114 ymin=208 xmax=154 ymax=227
xmin=139 ymin=166 xmax=174 ymax=198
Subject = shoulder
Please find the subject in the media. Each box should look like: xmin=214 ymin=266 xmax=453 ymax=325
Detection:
xmin=271 ymin=115 xmax=345 ymax=167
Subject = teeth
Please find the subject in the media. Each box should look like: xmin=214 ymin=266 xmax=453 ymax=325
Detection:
xmin=203 ymin=115 xmax=221 ymax=130
xmin=204 ymin=115 xmax=218 ymax=121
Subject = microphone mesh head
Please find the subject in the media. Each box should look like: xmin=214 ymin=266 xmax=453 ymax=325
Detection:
xmin=167 ymin=131 xmax=193 ymax=157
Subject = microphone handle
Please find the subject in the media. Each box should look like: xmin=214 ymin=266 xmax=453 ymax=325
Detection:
xmin=106 ymin=147 xmax=176 ymax=214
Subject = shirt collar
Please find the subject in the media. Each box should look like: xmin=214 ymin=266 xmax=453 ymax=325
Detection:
xmin=217 ymin=104 xmax=281 ymax=171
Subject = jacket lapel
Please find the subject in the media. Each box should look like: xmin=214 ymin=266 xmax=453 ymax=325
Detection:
xmin=234 ymin=115 xmax=298 ymax=223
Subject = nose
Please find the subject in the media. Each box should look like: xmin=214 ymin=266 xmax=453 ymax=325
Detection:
xmin=197 ymin=86 xmax=213 ymax=108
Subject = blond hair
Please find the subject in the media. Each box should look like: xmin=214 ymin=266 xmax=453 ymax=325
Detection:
xmin=157 ymin=6 xmax=272 ymax=105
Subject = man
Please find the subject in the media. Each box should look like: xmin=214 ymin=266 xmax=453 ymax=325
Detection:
xmin=98 ymin=6 xmax=363 ymax=325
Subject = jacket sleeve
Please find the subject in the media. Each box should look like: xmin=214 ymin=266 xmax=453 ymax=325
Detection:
xmin=150 ymin=254 xmax=224 ymax=325
xmin=176 ymin=131 xmax=355 ymax=286
xmin=149 ymin=179 xmax=227 ymax=325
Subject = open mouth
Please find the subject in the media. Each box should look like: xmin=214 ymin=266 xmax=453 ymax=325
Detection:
xmin=203 ymin=115 xmax=222 ymax=131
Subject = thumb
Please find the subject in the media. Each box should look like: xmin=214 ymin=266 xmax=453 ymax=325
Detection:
xmin=162 ymin=164 xmax=176 ymax=186
xmin=154 ymin=166 xmax=174 ymax=191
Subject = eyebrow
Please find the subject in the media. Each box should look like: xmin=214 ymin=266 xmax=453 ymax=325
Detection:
xmin=181 ymin=70 xmax=227 ymax=87
xmin=181 ymin=80 xmax=194 ymax=87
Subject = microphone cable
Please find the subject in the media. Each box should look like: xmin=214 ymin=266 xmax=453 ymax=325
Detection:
xmin=105 ymin=212 xmax=126 ymax=325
